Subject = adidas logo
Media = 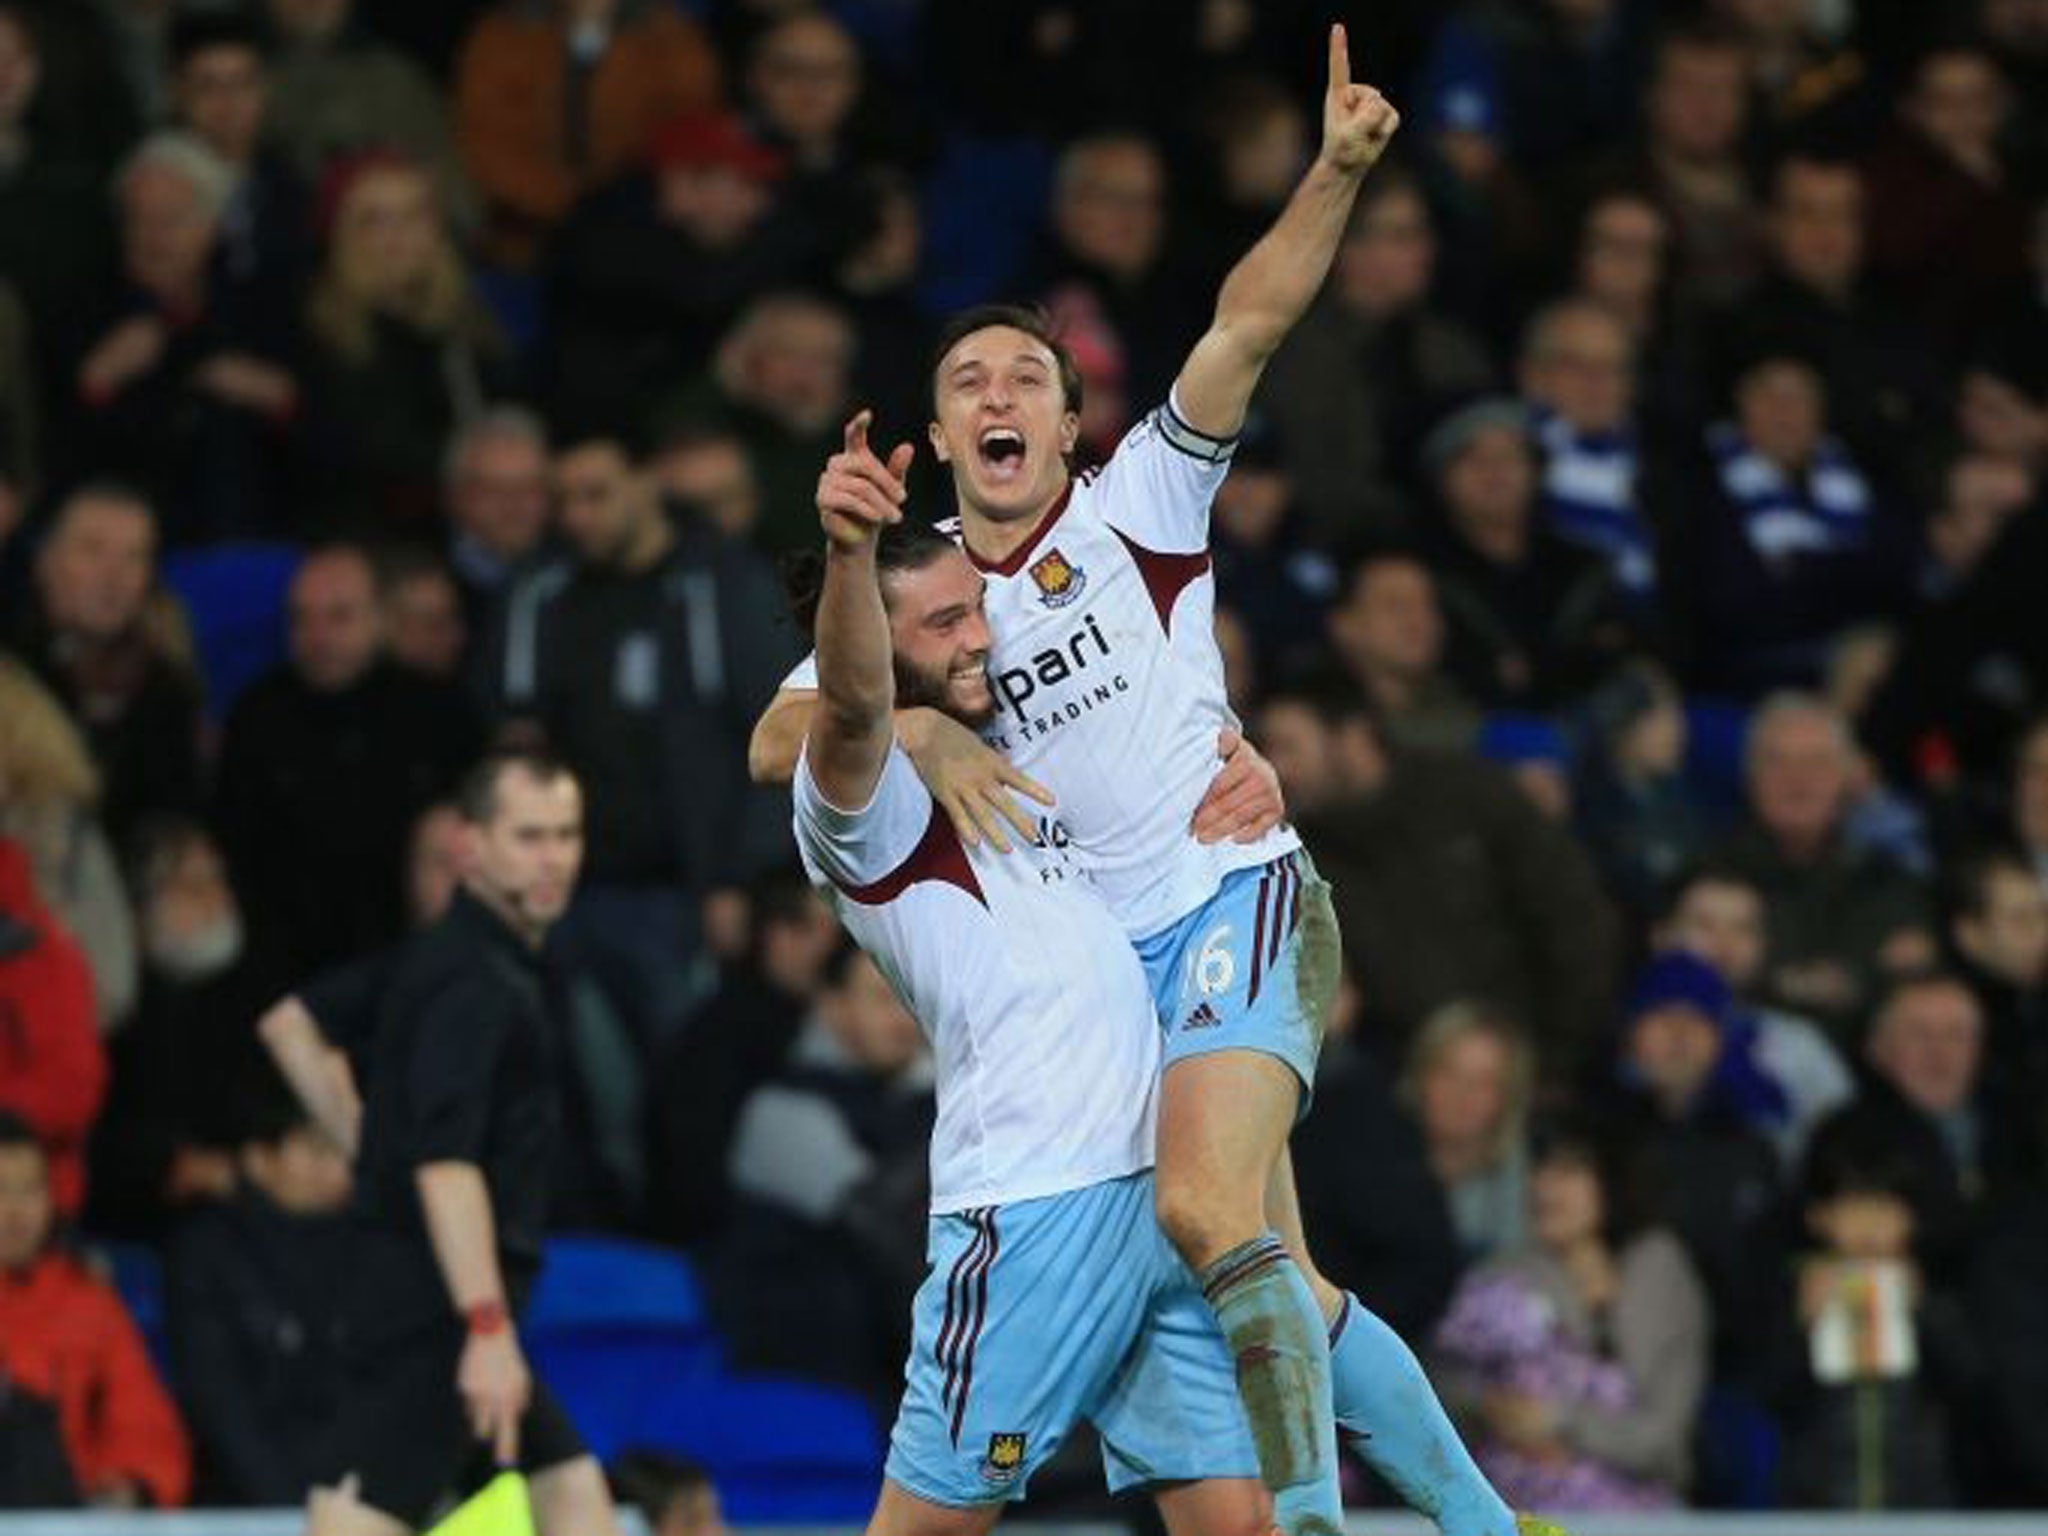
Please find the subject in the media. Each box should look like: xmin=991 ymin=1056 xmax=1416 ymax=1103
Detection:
xmin=1183 ymin=1002 xmax=1222 ymax=1031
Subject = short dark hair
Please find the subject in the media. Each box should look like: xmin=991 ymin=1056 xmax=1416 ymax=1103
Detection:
xmin=456 ymin=748 xmax=577 ymax=825
xmin=0 ymin=1111 xmax=44 ymax=1157
xmin=930 ymin=304 xmax=1084 ymax=419
xmin=1531 ymin=1113 xmax=1653 ymax=1248
xmin=1800 ymin=1111 xmax=1922 ymax=1214
xmin=170 ymin=8 xmax=267 ymax=68
xmin=609 ymin=1449 xmax=713 ymax=1524
xmin=1261 ymin=669 xmax=1381 ymax=738
xmin=783 ymin=518 xmax=961 ymax=636
xmin=374 ymin=543 xmax=457 ymax=599
xmin=1657 ymin=859 xmax=1763 ymax=924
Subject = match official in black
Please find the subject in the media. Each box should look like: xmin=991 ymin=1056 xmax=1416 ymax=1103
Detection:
xmin=306 ymin=749 xmax=621 ymax=1536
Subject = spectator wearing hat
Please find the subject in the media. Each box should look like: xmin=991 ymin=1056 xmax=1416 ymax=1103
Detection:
xmin=301 ymin=151 xmax=509 ymax=530
xmin=551 ymin=109 xmax=818 ymax=433
xmin=73 ymin=131 xmax=301 ymax=546
xmin=1572 ymin=660 xmax=1713 ymax=917
xmin=167 ymin=11 xmax=310 ymax=302
xmin=1605 ymin=950 xmax=1790 ymax=1390
xmin=1652 ymin=863 xmax=1856 ymax=1172
xmin=1260 ymin=170 xmax=1496 ymax=542
xmin=1682 ymin=343 xmax=1902 ymax=697
xmin=1419 ymin=395 xmax=1632 ymax=711
xmin=454 ymin=0 xmax=719 ymax=266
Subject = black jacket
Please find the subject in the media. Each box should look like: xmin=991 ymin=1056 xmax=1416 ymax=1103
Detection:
xmin=166 ymin=1188 xmax=355 ymax=1505
xmin=494 ymin=521 xmax=800 ymax=891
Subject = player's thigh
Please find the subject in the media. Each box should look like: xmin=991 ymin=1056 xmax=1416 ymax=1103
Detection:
xmin=866 ymin=1479 xmax=1004 ymax=1536
xmin=888 ymin=1177 xmax=1157 ymax=1507
xmin=528 ymin=1454 xmax=620 ymax=1536
xmin=1155 ymin=1047 xmax=1300 ymax=1258
xmin=1153 ymin=1478 xmax=1272 ymax=1536
xmin=1142 ymin=853 xmax=1335 ymax=1119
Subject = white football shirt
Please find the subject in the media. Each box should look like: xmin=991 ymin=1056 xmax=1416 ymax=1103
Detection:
xmin=954 ymin=393 xmax=1300 ymax=939
xmin=782 ymin=395 xmax=1299 ymax=941
xmin=794 ymin=744 xmax=1160 ymax=1214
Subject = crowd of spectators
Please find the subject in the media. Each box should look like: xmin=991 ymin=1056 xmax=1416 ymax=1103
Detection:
xmin=1 ymin=0 xmax=2047 ymax=1517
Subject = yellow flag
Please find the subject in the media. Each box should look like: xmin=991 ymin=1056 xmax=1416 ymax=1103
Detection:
xmin=426 ymin=1471 xmax=534 ymax=1536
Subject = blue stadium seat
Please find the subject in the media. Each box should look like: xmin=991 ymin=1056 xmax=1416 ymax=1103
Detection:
xmin=917 ymin=136 xmax=1053 ymax=315
xmin=527 ymin=1237 xmax=724 ymax=1461
xmin=527 ymin=1235 xmax=709 ymax=1335
xmin=94 ymin=1239 xmax=171 ymax=1380
xmin=627 ymin=1372 xmax=883 ymax=1522
xmin=158 ymin=543 xmax=301 ymax=719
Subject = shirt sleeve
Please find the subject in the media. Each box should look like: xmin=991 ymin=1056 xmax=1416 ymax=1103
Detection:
xmin=1090 ymin=386 xmax=1237 ymax=554
xmin=400 ymin=974 xmax=510 ymax=1166
xmin=793 ymin=742 xmax=938 ymax=890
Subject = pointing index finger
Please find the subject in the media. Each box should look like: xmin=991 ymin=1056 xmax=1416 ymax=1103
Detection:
xmin=1328 ymin=22 xmax=1349 ymax=93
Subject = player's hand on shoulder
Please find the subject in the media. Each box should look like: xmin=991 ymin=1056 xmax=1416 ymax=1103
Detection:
xmin=902 ymin=708 xmax=1054 ymax=855
xmin=818 ymin=409 xmax=916 ymax=549
xmin=1319 ymin=24 xmax=1399 ymax=178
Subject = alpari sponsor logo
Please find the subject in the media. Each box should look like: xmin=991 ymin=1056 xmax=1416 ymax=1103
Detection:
xmin=991 ymin=611 xmax=1127 ymax=727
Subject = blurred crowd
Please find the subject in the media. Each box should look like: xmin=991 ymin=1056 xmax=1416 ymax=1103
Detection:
xmin=1 ymin=0 xmax=2047 ymax=1518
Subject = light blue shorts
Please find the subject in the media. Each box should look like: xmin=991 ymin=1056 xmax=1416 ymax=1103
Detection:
xmin=885 ymin=1171 xmax=1258 ymax=1506
xmin=1135 ymin=849 xmax=1338 ymax=1104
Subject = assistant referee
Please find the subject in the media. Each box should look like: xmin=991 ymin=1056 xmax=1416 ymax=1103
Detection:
xmin=306 ymin=748 xmax=621 ymax=1536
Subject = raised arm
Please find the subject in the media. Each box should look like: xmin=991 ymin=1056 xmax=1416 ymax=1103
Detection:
xmin=1175 ymin=24 xmax=1399 ymax=438
xmin=807 ymin=412 xmax=912 ymax=809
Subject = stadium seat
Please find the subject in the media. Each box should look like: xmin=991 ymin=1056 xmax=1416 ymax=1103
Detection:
xmin=624 ymin=1372 xmax=883 ymax=1522
xmin=94 ymin=1239 xmax=172 ymax=1380
xmin=917 ymin=136 xmax=1054 ymax=315
xmin=158 ymin=543 xmax=302 ymax=719
xmin=526 ymin=1235 xmax=709 ymax=1335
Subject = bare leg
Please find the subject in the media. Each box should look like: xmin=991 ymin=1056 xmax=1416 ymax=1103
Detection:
xmin=529 ymin=1456 xmax=624 ymax=1536
xmin=1154 ymin=1476 xmax=1272 ymax=1536
xmin=304 ymin=1477 xmax=409 ymax=1536
xmin=862 ymin=1480 xmax=1003 ymax=1536
xmin=1156 ymin=1049 xmax=1342 ymax=1531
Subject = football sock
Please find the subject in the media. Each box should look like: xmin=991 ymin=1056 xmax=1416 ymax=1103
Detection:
xmin=1199 ymin=1234 xmax=1346 ymax=1532
xmin=1328 ymin=1291 xmax=1515 ymax=1536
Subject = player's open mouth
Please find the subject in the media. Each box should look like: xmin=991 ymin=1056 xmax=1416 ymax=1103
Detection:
xmin=977 ymin=426 xmax=1027 ymax=483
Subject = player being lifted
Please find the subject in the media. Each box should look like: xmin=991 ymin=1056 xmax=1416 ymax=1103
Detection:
xmin=760 ymin=27 xmax=1545 ymax=1536
xmin=798 ymin=512 xmax=1274 ymax=1529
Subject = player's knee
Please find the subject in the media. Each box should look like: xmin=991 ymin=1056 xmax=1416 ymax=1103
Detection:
xmin=1154 ymin=1173 xmax=1250 ymax=1270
